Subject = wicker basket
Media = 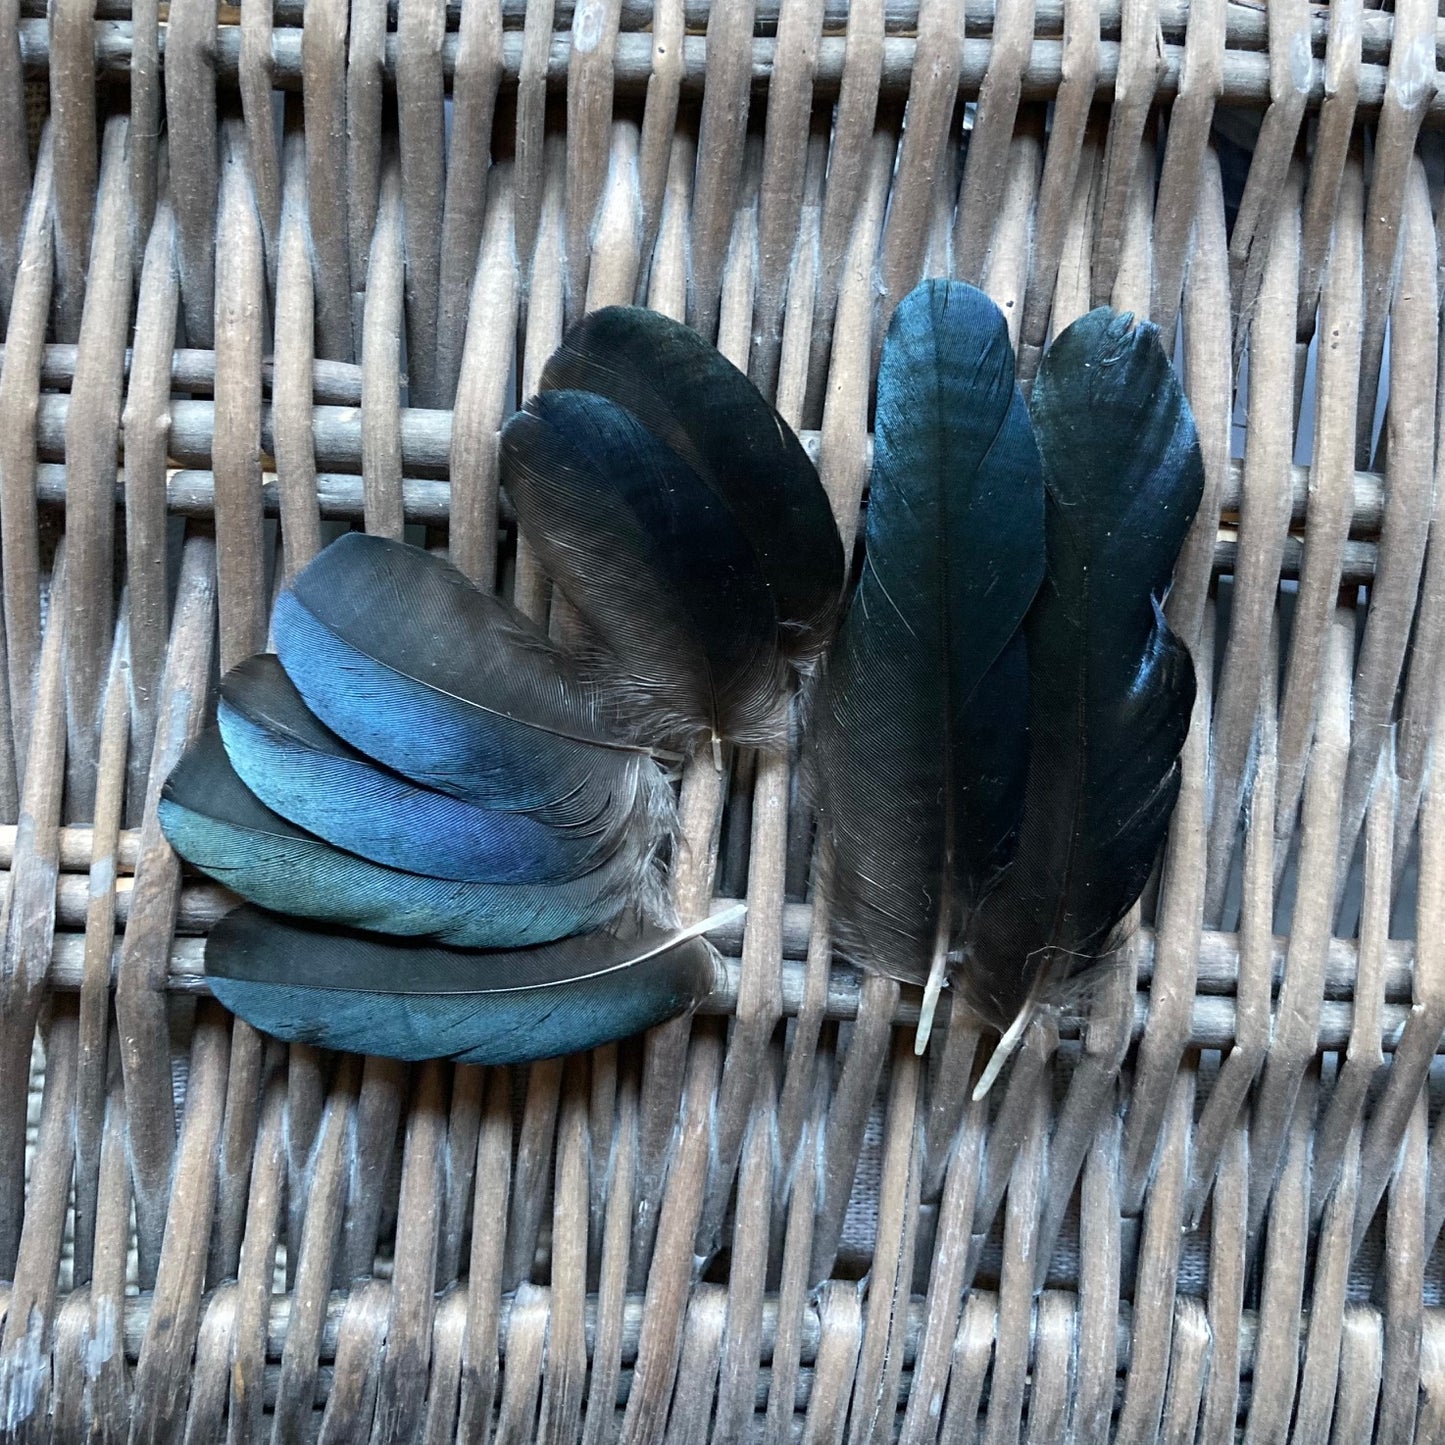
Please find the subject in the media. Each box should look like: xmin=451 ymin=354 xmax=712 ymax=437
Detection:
xmin=0 ymin=0 xmax=1441 ymax=1439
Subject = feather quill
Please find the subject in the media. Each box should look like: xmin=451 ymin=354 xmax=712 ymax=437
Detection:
xmin=501 ymin=307 xmax=846 ymax=752
xmin=810 ymin=286 xmax=1202 ymax=1085
xmin=205 ymin=903 xmax=741 ymax=1065
xmin=962 ymin=307 xmax=1204 ymax=1092
xmin=809 ymin=280 xmax=1046 ymax=1047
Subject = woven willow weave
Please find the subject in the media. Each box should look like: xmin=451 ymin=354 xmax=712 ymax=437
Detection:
xmin=0 ymin=0 xmax=1442 ymax=1439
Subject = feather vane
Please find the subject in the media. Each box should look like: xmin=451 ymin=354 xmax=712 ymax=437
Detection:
xmin=502 ymin=306 xmax=846 ymax=752
xmin=810 ymin=284 xmax=1203 ymax=1079
xmin=962 ymin=307 xmax=1204 ymax=1052
xmin=809 ymin=280 xmax=1046 ymax=1040
xmin=205 ymin=904 xmax=739 ymax=1065
xmin=157 ymin=533 xmax=735 ymax=1064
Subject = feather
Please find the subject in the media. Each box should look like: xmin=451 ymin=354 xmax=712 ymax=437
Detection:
xmin=501 ymin=308 xmax=846 ymax=752
xmin=161 ymin=532 xmax=677 ymax=959
xmin=808 ymin=280 xmax=1046 ymax=1047
xmin=962 ymin=306 xmax=1204 ymax=1091
xmin=204 ymin=902 xmax=742 ymax=1064
xmin=159 ymin=730 xmax=650 ymax=948
xmin=271 ymin=532 xmax=669 ymax=833
xmin=504 ymin=390 xmax=788 ymax=747
xmin=218 ymin=654 xmax=623 ymax=884
xmin=536 ymin=306 xmax=845 ymax=661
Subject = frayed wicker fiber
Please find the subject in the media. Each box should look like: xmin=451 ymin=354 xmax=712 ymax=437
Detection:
xmin=0 ymin=0 xmax=1442 ymax=1440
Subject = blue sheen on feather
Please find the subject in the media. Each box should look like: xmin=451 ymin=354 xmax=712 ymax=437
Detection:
xmin=272 ymin=591 xmax=587 ymax=815
xmin=159 ymin=731 xmax=639 ymax=948
xmin=271 ymin=533 xmax=653 ymax=829
xmin=962 ymin=306 xmax=1204 ymax=1031
xmin=204 ymin=906 xmax=719 ymax=1064
xmin=537 ymin=306 xmax=846 ymax=661
xmin=218 ymin=655 xmax=614 ymax=884
xmin=501 ymin=389 xmax=791 ymax=748
xmin=810 ymin=280 xmax=1046 ymax=989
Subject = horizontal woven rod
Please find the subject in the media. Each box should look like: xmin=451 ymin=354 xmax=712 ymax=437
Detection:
xmin=92 ymin=1287 xmax=1313 ymax=1377
xmin=37 ymin=464 xmax=464 ymax=526
xmin=25 ymin=390 xmax=1392 ymax=537
xmin=0 ymin=344 xmax=364 ymax=406
xmin=13 ymin=859 xmax=1417 ymax=1004
xmin=23 ymin=465 xmax=1384 ymax=585
xmin=17 ymin=0 xmax=1438 ymax=72
xmin=14 ymin=23 xmax=1434 ymax=115
xmin=32 ymin=921 xmax=1421 ymax=1054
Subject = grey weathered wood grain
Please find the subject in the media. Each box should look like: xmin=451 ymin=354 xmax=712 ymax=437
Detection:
xmin=114 ymin=535 xmax=214 ymax=1286
xmin=47 ymin=0 xmax=95 ymax=341
xmin=435 ymin=0 xmax=502 ymax=405
xmin=1227 ymin=0 xmax=1311 ymax=355
xmin=121 ymin=197 xmax=178 ymax=814
xmin=127 ymin=0 xmax=160 ymax=265
xmin=70 ymin=613 xmax=128 ymax=1287
xmin=164 ymin=0 xmax=218 ymax=346
xmin=273 ymin=126 xmax=323 ymax=579
xmin=1149 ymin=0 xmax=1222 ymax=340
xmin=0 ymin=553 xmax=65 ymax=1279
xmin=226 ymin=1043 xmax=285 ymax=1445
xmin=448 ymin=162 xmax=517 ymax=589
xmin=512 ymin=0 xmax=555 ymax=272
xmin=62 ymin=118 xmax=130 ymax=820
xmin=563 ymin=0 xmax=622 ymax=324
xmin=0 ymin=1007 xmax=75 ymax=1433
xmin=304 ymin=0 xmax=352 ymax=360
xmin=336 ymin=1055 xmax=407 ymax=1284
xmin=1274 ymin=153 xmax=1362 ymax=865
xmin=127 ymin=1001 xmax=231 ymax=1441
xmin=1354 ymin=0 xmax=1435 ymax=467
xmin=1334 ymin=156 xmax=1437 ymax=903
xmin=269 ymin=1056 xmax=359 ymax=1445
xmin=876 ymin=0 xmax=958 ymax=342
xmin=397 ymin=0 xmax=447 ymax=407
xmin=360 ymin=156 xmax=406 ymax=541
xmin=1295 ymin=0 xmax=1361 ymax=335
xmin=956 ymin=0 xmax=1037 ymax=283
xmin=536 ymin=1057 xmax=588 ymax=1445
xmin=0 ymin=129 xmax=53 ymax=806
xmin=240 ymin=0 xmax=281 ymax=288
xmin=1205 ymin=165 xmax=1299 ymax=921
xmin=0 ymin=0 xmax=29 ymax=317
xmin=371 ymin=1063 xmax=447 ymax=1444
xmin=1089 ymin=0 xmax=1161 ymax=306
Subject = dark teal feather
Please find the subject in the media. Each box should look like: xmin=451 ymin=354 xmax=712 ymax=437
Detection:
xmin=962 ymin=307 xmax=1204 ymax=1039
xmin=503 ymin=389 xmax=790 ymax=749
xmin=501 ymin=309 xmax=846 ymax=751
xmin=271 ymin=533 xmax=666 ymax=831
xmin=537 ymin=306 xmax=845 ymax=661
xmin=809 ymin=280 xmax=1045 ymax=1028
xmin=204 ymin=904 xmax=732 ymax=1064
